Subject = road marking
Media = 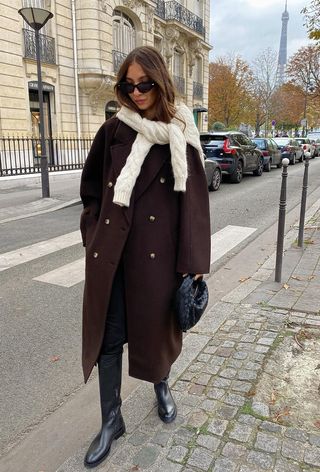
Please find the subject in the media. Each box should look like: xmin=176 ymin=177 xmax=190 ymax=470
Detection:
xmin=29 ymin=225 xmax=257 ymax=288
xmin=210 ymin=225 xmax=256 ymax=264
xmin=0 ymin=231 xmax=82 ymax=271
xmin=33 ymin=258 xmax=85 ymax=287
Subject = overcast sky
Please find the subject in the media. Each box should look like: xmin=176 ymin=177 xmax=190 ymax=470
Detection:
xmin=209 ymin=0 xmax=310 ymax=65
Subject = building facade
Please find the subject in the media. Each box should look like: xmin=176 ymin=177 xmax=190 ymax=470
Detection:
xmin=0 ymin=0 xmax=211 ymax=141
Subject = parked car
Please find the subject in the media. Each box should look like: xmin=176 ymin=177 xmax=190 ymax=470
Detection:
xmin=273 ymin=137 xmax=304 ymax=164
xmin=296 ymin=137 xmax=316 ymax=158
xmin=307 ymin=132 xmax=320 ymax=156
xmin=200 ymin=131 xmax=264 ymax=183
xmin=204 ymin=159 xmax=221 ymax=191
xmin=252 ymin=138 xmax=282 ymax=171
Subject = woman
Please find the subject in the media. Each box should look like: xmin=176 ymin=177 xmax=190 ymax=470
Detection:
xmin=80 ymin=46 xmax=210 ymax=468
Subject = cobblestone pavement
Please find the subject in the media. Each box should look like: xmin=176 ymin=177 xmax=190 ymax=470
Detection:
xmin=56 ymin=206 xmax=320 ymax=472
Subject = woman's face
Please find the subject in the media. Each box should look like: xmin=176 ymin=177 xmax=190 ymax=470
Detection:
xmin=126 ymin=62 xmax=157 ymax=117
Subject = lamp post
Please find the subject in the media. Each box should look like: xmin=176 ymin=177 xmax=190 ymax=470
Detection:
xmin=18 ymin=7 xmax=53 ymax=198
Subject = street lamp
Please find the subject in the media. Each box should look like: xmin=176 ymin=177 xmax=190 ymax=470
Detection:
xmin=18 ymin=7 xmax=53 ymax=198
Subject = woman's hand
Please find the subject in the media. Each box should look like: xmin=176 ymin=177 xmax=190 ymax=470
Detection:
xmin=183 ymin=274 xmax=203 ymax=280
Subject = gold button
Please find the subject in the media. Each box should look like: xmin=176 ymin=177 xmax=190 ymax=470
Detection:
xmin=150 ymin=253 xmax=156 ymax=259
xmin=107 ymin=182 xmax=113 ymax=188
xmin=149 ymin=215 xmax=156 ymax=222
xmin=93 ymin=252 xmax=98 ymax=258
xmin=160 ymin=177 xmax=166 ymax=184
xmin=105 ymin=218 xmax=110 ymax=225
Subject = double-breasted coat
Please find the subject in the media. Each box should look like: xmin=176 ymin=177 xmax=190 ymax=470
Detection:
xmin=80 ymin=115 xmax=211 ymax=384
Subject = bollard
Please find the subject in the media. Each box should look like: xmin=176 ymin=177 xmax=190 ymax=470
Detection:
xmin=275 ymin=158 xmax=290 ymax=283
xmin=297 ymin=151 xmax=311 ymax=247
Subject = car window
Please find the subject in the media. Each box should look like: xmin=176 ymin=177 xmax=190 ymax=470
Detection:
xmin=253 ymin=139 xmax=266 ymax=150
xmin=235 ymin=134 xmax=249 ymax=146
xmin=274 ymin=138 xmax=290 ymax=145
xmin=200 ymin=134 xmax=226 ymax=144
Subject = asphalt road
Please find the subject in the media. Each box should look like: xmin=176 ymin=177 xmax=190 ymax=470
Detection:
xmin=1 ymin=157 xmax=320 ymax=459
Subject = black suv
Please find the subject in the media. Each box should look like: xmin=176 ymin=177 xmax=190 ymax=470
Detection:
xmin=200 ymin=131 xmax=264 ymax=183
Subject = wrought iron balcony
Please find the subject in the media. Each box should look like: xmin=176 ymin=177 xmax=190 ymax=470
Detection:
xmin=113 ymin=50 xmax=127 ymax=74
xmin=155 ymin=0 xmax=205 ymax=36
xmin=23 ymin=29 xmax=56 ymax=65
xmin=173 ymin=75 xmax=185 ymax=95
xmin=193 ymin=81 xmax=203 ymax=99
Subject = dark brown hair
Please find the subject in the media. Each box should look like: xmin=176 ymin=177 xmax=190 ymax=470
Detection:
xmin=114 ymin=46 xmax=176 ymax=123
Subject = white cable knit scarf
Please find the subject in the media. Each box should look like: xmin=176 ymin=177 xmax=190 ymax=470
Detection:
xmin=113 ymin=103 xmax=204 ymax=207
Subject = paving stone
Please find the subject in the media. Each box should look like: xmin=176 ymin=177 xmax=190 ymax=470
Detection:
xmin=231 ymin=380 xmax=252 ymax=393
xmin=207 ymin=418 xmax=229 ymax=436
xmin=247 ymin=450 xmax=274 ymax=469
xmin=181 ymin=393 xmax=203 ymax=407
xmin=284 ymin=427 xmax=309 ymax=443
xmin=173 ymin=428 xmax=194 ymax=446
xmin=188 ymin=362 xmax=205 ymax=373
xmin=201 ymin=399 xmax=219 ymax=413
xmin=255 ymin=345 xmax=270 ymax=353
xmin=244 ymin=361 xmax=261 ymax=371
xmin=252 ymin=401 xmax=270 ymax=417
xmin=203 ymin=364 xmax=220 ymax=375
xmin=132 ymin=445 xmax=161 ymax=468
xmin=215 ymin=347 xmax=234 ymax=357
xmin=225 ymin=393 xmax=245 ymax=407
xmin=309 ymin=433 xmax=320 ymax=447
xmin=207 ymin=387 xmax=225 ymax=400
xmin=216 ymin=404 xmax=238 ymax=419
xmin=187 ymin=447 xmax=213 ymax=470
xmin=239 ymin=466 xmax=266 ymax=472
xmin=193 ymin=373 xmax=212 ymax=386
xmin=188 ymin=383 xmax=205 ymax=395
xmin=241 ymin=334 xmax=257 ymax=343
xmin=210 ymin=356 xmax=227 ymax=366
xmin=196 ymin=434 xmax=221 ymax=451
xmin=273 ymin=457 xmax=301 ymax=472
xmin=212 ymin=457 xmax=238 ymax=472
xmin=259 ymin=421 xmax=282 ymax=433
xmin=151 ymin=431 xmax=171 ymax=447
xmin=204 ymin=345 xmax=219 ymax=354
xmin=172 ymin=380 xmax=189 ymax=392
xmin=222 ymin=441 xmax=248 ymax=458
xmin=233 ymin=351 xmax=248 ymax=361
xmin=221 ymin=340 xmax=236 ymax=348
xmin=255 ymin=432 xmax=279 ymax=453
xmin=304 ymin=445 xmax=320 ymax=467
xmin=154 ymin=459 xmax=183 ymax=471
xmin=237 ymin=370 xmax=258 ymax=381
xmin=238 ymin=414 xmax=261 ymax=426
xmin=229 ymin=423 xmax=254 ymax=442
xmin=128 ymin=431 xmax=149 ymax=446
xmin=180 ymin=371 xmax=194 ymax=382
xmin=167 ymin=445 xmax=188 ymax=463
xmin=197 ymin=353 xmax=211 ymax=362
xmin=187 ymin=410 xmax=208 ymax=429
xmin=226 ymin=359 xmax=243 ymax=369
xmin=212 ymin=377 xmax=232 ymax=388
xmin=219 ymin=367 xmax=237 ymax=379
xmin=281 ymin=438 xmax=305 ymax=462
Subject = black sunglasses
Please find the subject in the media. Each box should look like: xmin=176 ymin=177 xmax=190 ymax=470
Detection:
xmin=117 ymin=81 xmax=155 ymax=94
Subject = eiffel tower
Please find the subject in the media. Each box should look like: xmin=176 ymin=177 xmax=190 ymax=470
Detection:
xmin=276 ymin=0 xmax=289 ymax=86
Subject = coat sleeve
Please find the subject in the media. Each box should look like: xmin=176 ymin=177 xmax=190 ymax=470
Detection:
xmin=176 ymin=145 xmax=211 ymax=274
xmin=79 ymin=119 xmax=117 ymax=247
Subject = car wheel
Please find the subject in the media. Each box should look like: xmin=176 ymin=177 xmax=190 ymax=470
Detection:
xmin=300 ymin=153 xmax=304 ymax=162
xmin=291 ymin=153 xmax=296 ymax=165
xmin=253 ymin=157 xmax=264 ymax=176
xmin=209 ymin=168 xmax=221 ymax=191
xmin=276 ymin=161 xmax=282 ymax=168
xmin=264 ymin=160 xmax=271 ymax=172
xmin=230 ymin=160 xmax=243 ymax=183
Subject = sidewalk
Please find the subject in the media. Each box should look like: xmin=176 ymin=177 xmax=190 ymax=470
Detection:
xmin=55 ymin=201 xmax=320 ymax=472
xmin=0 ymin=171 xmax=82 ymax=223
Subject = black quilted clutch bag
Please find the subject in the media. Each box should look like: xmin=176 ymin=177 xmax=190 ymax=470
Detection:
xmin=174 ymin=275 xmax=209 ymax=332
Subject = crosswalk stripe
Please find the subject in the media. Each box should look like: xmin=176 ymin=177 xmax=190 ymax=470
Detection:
xmin=33 ymin=258 xmax=85 ymax=287
xmin=210 ymin=225 xmax=256 ymax=264
xmin=28 ymin=225 xmax=257 ymax=288
xmin=0 ymin=231 xmax=82 ymax=272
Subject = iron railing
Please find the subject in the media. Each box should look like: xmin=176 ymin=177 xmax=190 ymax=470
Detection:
xmin=155 ymin=0 xmax=205 ymax=36
xmin=0 ymin=136 xmax=93 ymax=177
xmin=173 ymin=75 xmax=185 ymax=95
xmin=23 ymin=28 xmax=56 ymax=64
xmin=113 ymin=50 xmax=127 ymax=74
xmin=193 ymin=81 xmax=203 ymax=99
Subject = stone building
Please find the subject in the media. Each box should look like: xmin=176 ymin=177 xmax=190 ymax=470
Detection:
xmin=0 ymin=0 xmax=211 ymax=140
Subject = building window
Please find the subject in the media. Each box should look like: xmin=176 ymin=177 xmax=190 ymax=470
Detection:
xmin=112 ymin=9 xmax=136 ymax=73
xmin=193 ymin=56 xmax=203 ymax=99
xmin=173 ymin=49 xmax=185 ymax=95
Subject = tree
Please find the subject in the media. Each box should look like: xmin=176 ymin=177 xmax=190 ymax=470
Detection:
xmin=301 ymin=1 xmax=320 ymax=41
xmin=271 ymin=83 xmax=305 ymax=131
xmin=250 ymin=48 xmax=278 ymax=136
xmin=208 ymin=55 xmax=252 ymax=129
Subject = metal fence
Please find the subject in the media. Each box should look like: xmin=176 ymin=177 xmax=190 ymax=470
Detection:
xmin=0 ymin=136 xmax=93 ymax=177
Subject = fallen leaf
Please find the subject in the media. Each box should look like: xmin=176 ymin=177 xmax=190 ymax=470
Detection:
xmin=291 ymin=275 xmax=304 ymax=281
xmin=239 ymin=276 xmax=250 ymax=283
xmin=50 ymin=356 xmax=60 ymax=362
xmin=308 ymin=275 xmax=315 ymax=281
xmin=315 ymin=364 xmax=320 ymax=370
xmin=131 ymin=466 xmax=140 ymax=471
xmin=273 ymin=406 xmax=290 ymax=423
xmin=283 ymin=283 xmax=290 ymax=290
xmin=269 ymin=390 xmax=277 ymax=405
xmin=314 ymin=420 xmax=320 ymax=429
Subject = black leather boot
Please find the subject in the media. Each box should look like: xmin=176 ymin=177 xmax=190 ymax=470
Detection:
xmin=84 ymin=353 xmax=125 ymax=468
xmin=154 ymin=377 xmax=177 ymax=423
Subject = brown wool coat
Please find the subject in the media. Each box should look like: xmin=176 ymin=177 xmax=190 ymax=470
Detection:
xmin=80 ymin=116 xmax=211 ymax=384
